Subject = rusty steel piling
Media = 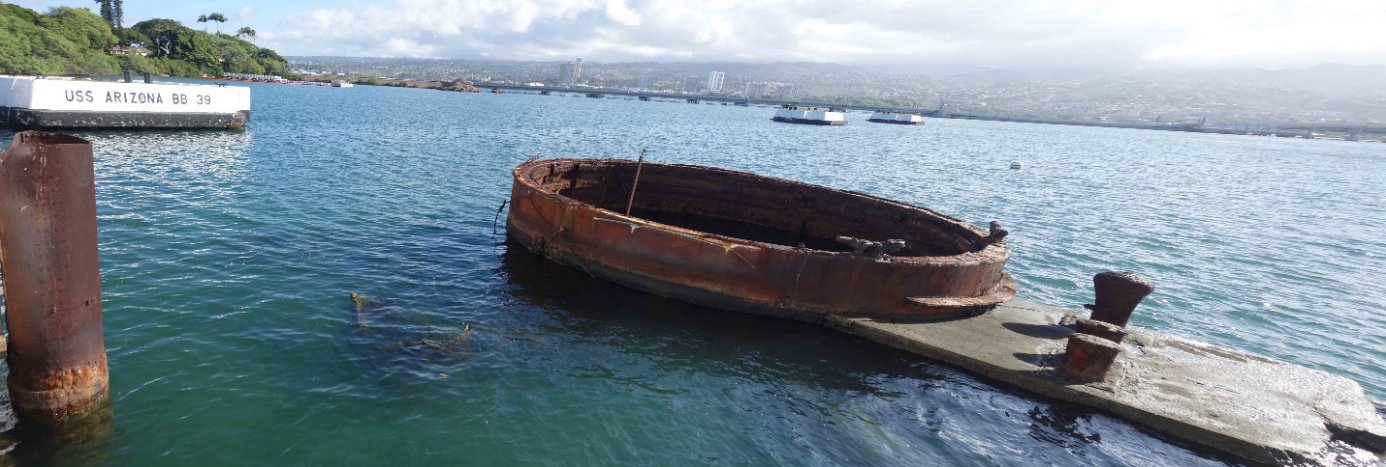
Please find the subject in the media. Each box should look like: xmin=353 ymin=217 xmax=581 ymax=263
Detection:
xmin=0 ymin=131 xmax=108 ymax=423
xmin=1085 ymin=271 xmax=1154 ymax=327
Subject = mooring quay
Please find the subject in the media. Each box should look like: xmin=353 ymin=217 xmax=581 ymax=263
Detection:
xmin=473 ymin=83 xmax=1386 ymax=137
xmin=828 ymin=299 xmax=1386 ymax=464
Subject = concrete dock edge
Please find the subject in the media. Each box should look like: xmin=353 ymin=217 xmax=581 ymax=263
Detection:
xmin=822 ymin=299 xmax=1386 ymax=465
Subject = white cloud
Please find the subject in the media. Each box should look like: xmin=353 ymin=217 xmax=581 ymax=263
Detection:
xmin=237 ymin=5 xmax=256 ymax=22
xmin=261 ymin=0 xmax=1386 ymax=68
xmin=604 ymin=0 xmax=640 ymax=26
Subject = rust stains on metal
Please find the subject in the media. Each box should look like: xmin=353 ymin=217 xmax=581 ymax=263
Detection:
xmin=1085 ymin=271 xmax=1155 ymax=327
xmin=1061 ymin=333 xmax=1122 ymax=382
xmin=506 ymin=158 xmax=1017 ymax=320
xmin=0 ymin=131 xmax=109 ymax=423
xmin=1075 ymin=318 xmax=1127 ymax=343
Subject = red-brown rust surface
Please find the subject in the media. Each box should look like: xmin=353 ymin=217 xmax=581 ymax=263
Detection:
xmin=1061 ymin=333 xmax=1122 ymax=382
xmin=506 ymin=158 xmax=1016 ymax=320
xmin=0 ymin=131 xmax=109 ymax=422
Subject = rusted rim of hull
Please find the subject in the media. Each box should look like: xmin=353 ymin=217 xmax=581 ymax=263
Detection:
xmin=509 ymin=158 xmax=1018 ymax=318
xmin=905 ymin=273 xmax=1017 ymax=309
xmin=511 ymin=158 xmax=1011 ymax=265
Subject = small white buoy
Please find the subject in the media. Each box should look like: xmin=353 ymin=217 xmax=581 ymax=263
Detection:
xmin=1010 ymin=161 xmax=1023 ymax=170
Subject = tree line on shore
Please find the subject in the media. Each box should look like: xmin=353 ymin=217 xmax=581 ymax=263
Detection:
xmin=0 ymin=3 xmax=291 ymax=79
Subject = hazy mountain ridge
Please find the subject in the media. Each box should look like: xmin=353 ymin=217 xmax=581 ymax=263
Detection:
xmin=288 ymin=56 xmax=1385 ymax=124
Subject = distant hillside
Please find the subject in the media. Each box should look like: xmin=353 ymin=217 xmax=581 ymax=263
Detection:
xmin=1175 ymin=64 xmax=1386 ymax=100
xmin=288 ymin=56 xmax=1385 ymax=124
xmin=0 ymin=4 xmax=290 ymax=78
xmin=287 ymin=56 xmax=859 ymax=81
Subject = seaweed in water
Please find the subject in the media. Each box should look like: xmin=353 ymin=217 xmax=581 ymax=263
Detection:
xmin=417 ymin=324 xmax=473 ymax=352
xmin=348 ymin=292 xmax=474 ymax=353
xmin=348 ymin=292 xmax=387 ymax=330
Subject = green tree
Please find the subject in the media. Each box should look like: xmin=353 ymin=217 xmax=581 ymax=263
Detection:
xmin=256 ymin=47 xmax=283 ymax=62
xmin=115 ymin=27 xmax=149 ymax=47
xmin=236 ymin=27 xmax=255 ymax=42
xmin=92 ymin=0 xmax=123 ymax=29
xmin=173 ymin=28 xmax=218 ymax=66
xmin=93 ymin=0 xmax=111 ymax=27
xmin=0 ymin=7 xmax=290 ymax=78
xmin=38 ymin=7 xmax=118 ymax=50
xmin=113 ymin=0 xmax=123 ymax=29
xmin=133 ymin=18 xmax=184 ymax=57
xmin=207 ymin=12 xmax=227 ymax=34
xmin=0 ymin=5 xmax=118 ymax=75
xmin=196 ymin=14 xmax=207 ymax=32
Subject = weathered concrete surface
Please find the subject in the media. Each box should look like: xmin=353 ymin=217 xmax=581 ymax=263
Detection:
xmin=824 ymin=299 xmax=1386 ymax=465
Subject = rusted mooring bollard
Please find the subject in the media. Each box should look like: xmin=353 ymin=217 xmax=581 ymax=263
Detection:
xmin=0 ymin=132 xmax=108 ymax=423
xmin=1085 ymin=271 xmax=1155 ymax=327
xmin=1075 ymin=318 xmax=1127 ymax=343
xmin=1061 ymin=271 xmax=1154 ymax=383
xmin=1061 ymin=333 xmax=1122 ymax=382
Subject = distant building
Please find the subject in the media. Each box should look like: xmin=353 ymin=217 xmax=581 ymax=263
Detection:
xmin=637 ymin=74 xmax=648 ymax=91
xmin=559 ymin=61 xmax=576 ymax=86
xmin=707 ymin=71 xmax=725 ymax=93
xmin=744 ymin=82 xmax=771 ymax=98
xmin=104 ymin=45 xmax=150 ymax=56
xmin=574 ymin=58 xmax=583 ymax=82
xmin=681 ymin=75 xmax=701 ymax=94
xmin=773 ymin=83 xmax=800 ymax=99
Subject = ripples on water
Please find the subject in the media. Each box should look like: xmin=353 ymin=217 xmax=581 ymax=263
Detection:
xmin=0 ymin=82 xmax=1382 ymax=465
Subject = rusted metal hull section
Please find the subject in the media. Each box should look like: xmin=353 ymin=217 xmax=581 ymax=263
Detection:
xmin=0 ymin=131 xmax=109 ymax=422
xmin=507 ymin=158 xmax=1015 ymax=320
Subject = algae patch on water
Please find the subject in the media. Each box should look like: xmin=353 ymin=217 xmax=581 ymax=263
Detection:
xmin=347 ymin=292 xmax=474 ymax=354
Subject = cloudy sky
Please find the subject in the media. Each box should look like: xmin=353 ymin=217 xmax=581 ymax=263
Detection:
xmin=21 ymin=0 xmax=1386 ymax=69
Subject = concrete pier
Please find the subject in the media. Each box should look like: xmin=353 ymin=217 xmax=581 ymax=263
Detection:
xmin=824 ymin=299 xmax=1386 ymax=465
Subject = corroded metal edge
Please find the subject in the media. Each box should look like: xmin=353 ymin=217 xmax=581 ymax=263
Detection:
xmin=507 ymin=158 xmax=1015 ymax=319
xmin=904 ymin=273 xmax=1017 ymax=309
xmin=8 ymin=355 xmax=110 ymax=423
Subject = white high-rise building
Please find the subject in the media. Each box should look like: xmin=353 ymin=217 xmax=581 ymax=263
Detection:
xmin=744 ymin=82 xmax=770 ymax=98
xmin=559 ymin=62 xmax=576 ymax=86
xmin=558 ymin=58 xmax=584 ymax=86
xmin=774 ymin=83 xmax=800 ymax=99
xmin=707 ymin=71 xmax=725 ymax=93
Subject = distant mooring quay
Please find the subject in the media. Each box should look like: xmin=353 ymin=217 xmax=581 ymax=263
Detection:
xmin=474 ymin=83 xmax=1386 ymax=138
xmin=507 ymin=157 xmax=1386 ymax=465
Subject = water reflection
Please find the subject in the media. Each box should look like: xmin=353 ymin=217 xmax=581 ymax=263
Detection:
xmin=0 ymin=385 xmax=114 ymax=465
xmin=492 ymin=240 xmax=1235 ymax=465
xmin=494 ymin=239 xmax=931 ymax=393
xmin=89 ymin=130 xmax=253 ymax=180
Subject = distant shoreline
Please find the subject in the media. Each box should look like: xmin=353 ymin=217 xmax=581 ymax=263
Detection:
xmin=299 ymin=75 xmax=483 ymax=93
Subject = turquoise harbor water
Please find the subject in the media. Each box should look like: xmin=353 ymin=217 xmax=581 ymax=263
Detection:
xmin=1 ymin=81 xmax=1384 ymax=465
